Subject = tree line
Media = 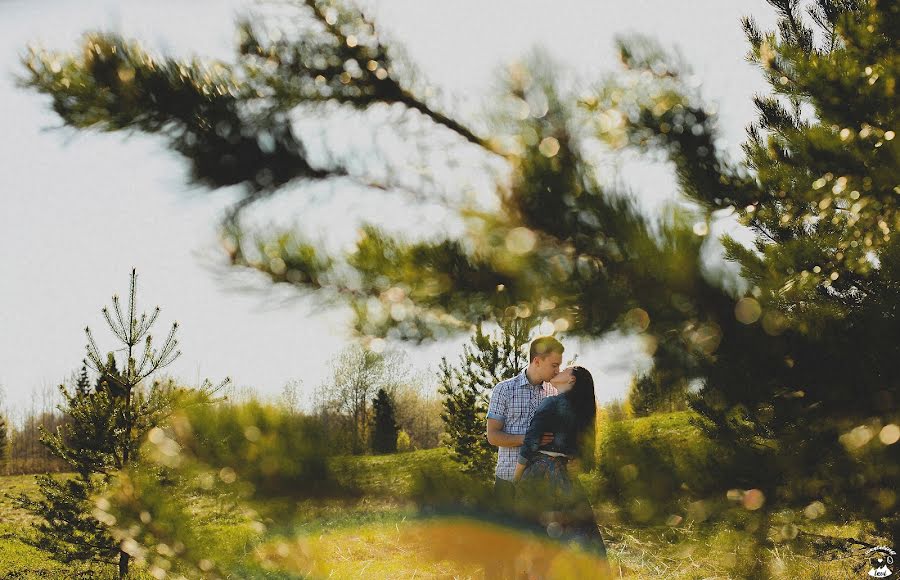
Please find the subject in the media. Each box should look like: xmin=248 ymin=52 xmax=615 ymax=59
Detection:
xmin=0 ymin=344 xmax=443 ymax=479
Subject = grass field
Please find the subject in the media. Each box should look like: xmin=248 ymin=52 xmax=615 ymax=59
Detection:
xmin=0 ymin=445 xmax=873 ymax=578
xmin=0 ymin=474 xmax=78 ymax=579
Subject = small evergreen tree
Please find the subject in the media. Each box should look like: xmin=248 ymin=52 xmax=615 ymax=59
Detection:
xmin=0 ymin=386 xmax=8 ymax=470
xmin=16 ymin=269 xmax=182 ymax=579
xmin=628 ymin=370 xmax=688 ymax=417
xmin=95 ymin=352 xmax=127 ymax=399
xmin=370 ymin=388 xmax=399 ymax=454
xmin=439 ymin=316 xmax=534 ymax=480
xmin=74 ymin=363 xmax=91 ymax=398
xmin=0 ymin=414 xmax=8 ymax=469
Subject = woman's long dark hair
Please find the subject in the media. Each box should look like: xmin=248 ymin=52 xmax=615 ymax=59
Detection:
xmin=562 ymin=366 xmax=597 ymax=442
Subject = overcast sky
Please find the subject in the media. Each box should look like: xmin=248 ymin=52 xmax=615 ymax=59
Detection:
xmin=0 ymin=0 xmax=777 ymax=416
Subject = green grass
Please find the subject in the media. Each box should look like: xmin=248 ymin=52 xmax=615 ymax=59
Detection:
xmin=0 ymin=446 xmax=877 ymax=578
xmin=0 ymin=474 xmax=154 ymax=580
xmin=330 ymin=447 xmax=457 ymax=498
xmin=0 ymin=474 xmax=71 ymax=579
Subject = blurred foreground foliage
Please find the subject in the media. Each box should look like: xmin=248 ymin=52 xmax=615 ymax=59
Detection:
xmin=99 ymin=391 xmax=347 ymax=578
xmin=99 ymin=394 xmax=617 ymax=578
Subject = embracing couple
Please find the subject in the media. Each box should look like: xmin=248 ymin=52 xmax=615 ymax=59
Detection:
xmin=486 ymin=336 xmax=611 ymax=576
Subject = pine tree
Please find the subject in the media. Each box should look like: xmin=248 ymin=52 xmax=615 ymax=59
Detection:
xmin=0 ymin=413 xmax=8 ymax=469
xmin=628 ymin=370 xmax=688 ymax=417
xmin=16 ymin=270 xmax=183 ymax=579
xmin=719 ymin=0 xmax=899 ymax=551
xmin=95 ymin=353 xmax=127 ymax=399
xmin=74 ymin=363 xmax=91 ymax=398
xmin=370 ymin=388 xmax=399 ymax=454
xmin=607 ymin=0 xmax=900 ymax=561
xmin=439 ymin=316 xmax=534 ymax=480
xmin=0 ymin=386 xmax=8 ymax=470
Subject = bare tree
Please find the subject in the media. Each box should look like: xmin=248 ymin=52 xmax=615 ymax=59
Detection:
xmin=4 ymin=383 xmax=67 ymax=474
xmin=389 ymin=372 xmax=444 ymax=450
xmin=316 ymin=346 xmax=408 ymax=454
xmin=280 ymin=379 xmax=304 ymax=415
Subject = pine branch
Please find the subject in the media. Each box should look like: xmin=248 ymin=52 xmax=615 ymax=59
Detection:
xmin=301 ymin=0 xmax=502 ymax=157
xmin=127 ymin=268 xmax=138 ymax=345
xmin=84 ymin=328 xmax=105 ymax=372
xmin=136 ymin=306 xmax=160 ymax=338
xmin=101 ymin=305 xmax=126 ymax=343
xmin=111 ymin=295 xmax=128 ymax=343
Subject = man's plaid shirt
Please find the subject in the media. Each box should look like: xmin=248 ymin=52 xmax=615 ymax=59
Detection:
xmin=486 ymin=369 xmax=558 ymax=481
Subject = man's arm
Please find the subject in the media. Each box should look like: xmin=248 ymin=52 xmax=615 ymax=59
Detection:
xmin=486 ymin=418 xmax=554 ymax=447
xmin=486 ymin=418 xmax=525 ymax=447
xmin=485 ymin=382 xmax=553 ymax=448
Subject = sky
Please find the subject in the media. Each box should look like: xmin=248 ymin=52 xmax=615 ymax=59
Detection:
xmin=0 ymin=0 xmax=778 ymax=416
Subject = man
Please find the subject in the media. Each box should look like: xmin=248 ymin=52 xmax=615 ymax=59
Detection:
xmin=486 ymin=335 xmax=564 ymax=499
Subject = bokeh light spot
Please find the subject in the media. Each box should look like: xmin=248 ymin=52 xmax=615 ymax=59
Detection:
xmin=538 ymin=137 xmax=560 ymax=158
xmin=742 ymin=489 xmax=765 ymax=510
xmin=623 ymin=308 xmax=650 ymax=332
xmin=879 ymin=424 xmax=900 ymax=445
xmin=505 ymin=227 xmax=537 ymax=254
xmin=735 ymin=297 xmax=762 ymax=324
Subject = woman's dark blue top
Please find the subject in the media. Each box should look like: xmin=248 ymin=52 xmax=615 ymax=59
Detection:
xmin=518 ymin=395 xmax=580 ymax=465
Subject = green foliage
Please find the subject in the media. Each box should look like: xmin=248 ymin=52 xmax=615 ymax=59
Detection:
xmin=407 ymin=454 xmax=493 ymax=511
xmin=594 ymin=411 xmax=722 ymax=524
xmin=98 ymin=394 xmax=347 ymax=578
xmin=12 ymin=364 xmax=128 ymax=570
xmin=172 ymin=396 xmax=337 ymax=499
xmin=714 ymin=0 xmax=898 ymax=545
xmin=438 ymin=316 xmax=533 ymax=480
xmin=585 ymin=0 xmax=900 ymax=551
xmin=371 ymin=388 xmax=399 ymax=454
xmin=13 ymin=378 xmax=188 ymax=574
xmin=15 ymin=473 xmax=119 ymax=570
xmin=0 ymin=475 xmax=74 ymax=578
xmin=331 ymin=447 xmax=456 ymax=499
xmin=396 ymin=429 xmax=412 ymax=452
xmin=628 ymin=370 xmax=689 ymax=417
xmin=389 ymin=381 xmax=444 ymax=451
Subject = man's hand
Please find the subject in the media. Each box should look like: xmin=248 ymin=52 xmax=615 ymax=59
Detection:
xmin=540 ymin=432 xmax=554 ymax=446
xmin=513 ymin=462 xmax=525 ymax=483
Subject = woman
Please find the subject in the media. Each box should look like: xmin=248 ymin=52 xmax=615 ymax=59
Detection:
xmin=512 ymin=366 xmax=610 ymax=575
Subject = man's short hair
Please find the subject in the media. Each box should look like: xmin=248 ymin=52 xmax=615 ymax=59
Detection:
xmin=529 ymin=336 xmax=564 ymax=361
